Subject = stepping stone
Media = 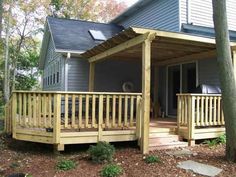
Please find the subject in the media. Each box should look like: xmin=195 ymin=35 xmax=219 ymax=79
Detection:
xmin=177 ymin=160 xmax=222 ymax=177
xmin=166 ymin=148 xmax=194 ymax=156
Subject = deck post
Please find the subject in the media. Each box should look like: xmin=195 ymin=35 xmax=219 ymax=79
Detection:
xmin=53 ymin=93 xmax=63 ymax=152
xmin=153 ymin=66 xmax=159 ymax=119
xmin=188 ymin=95 xmax=196 ymax=146
xmin=141 ymin=33 xmax=156 ymax=154
xmin=89 ymin=62 xmax=95 ymax=92
xmin=12 ymin=93 xmax=17 ymax=138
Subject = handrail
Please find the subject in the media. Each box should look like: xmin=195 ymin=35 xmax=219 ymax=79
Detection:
xmin=12 ymin=90 xmax=142 ymax=96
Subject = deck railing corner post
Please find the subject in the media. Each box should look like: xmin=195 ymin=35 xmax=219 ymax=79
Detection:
xmin=12 ymin=92 xmax=17 ymax=138
xmin=53 ymin=93 xmax=61 ymax=145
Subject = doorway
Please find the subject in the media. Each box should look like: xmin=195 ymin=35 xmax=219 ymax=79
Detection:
xmin=167 ymin=62 xmax=197 ymax=117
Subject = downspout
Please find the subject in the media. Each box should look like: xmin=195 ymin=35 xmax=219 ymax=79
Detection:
xmin=187 ymin=0 xmax=192 ymax=24
xmin=64 ymin=52 xmax=70 ymax=91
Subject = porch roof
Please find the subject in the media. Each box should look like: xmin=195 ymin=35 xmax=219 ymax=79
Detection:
xmin=81 ymin=27 xmax=236 ymax=65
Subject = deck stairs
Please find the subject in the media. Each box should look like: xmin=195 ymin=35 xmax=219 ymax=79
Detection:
xmin=149 ymin=124 xmax=188 ymax=151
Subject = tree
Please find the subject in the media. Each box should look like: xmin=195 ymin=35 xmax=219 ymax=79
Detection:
xmin=50 ymin=0 xmax=127 ymax=22
xmin=0 ymin=0 xmax=3 ymax=38
xmin=212 ymin=0 xmax=236 ymax=162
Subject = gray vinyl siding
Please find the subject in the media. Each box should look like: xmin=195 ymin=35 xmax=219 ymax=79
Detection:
xmin=198 ymin=59 xmax=220 ymax=86
xmin=67 ymin=57 xmax=89 ymax=91
xmin=180 ymin=0 xmax=236 ymax=31
xmin=94 ymin=60 xmax=142 ymax=92
xmin=42 ymin=36 xmax=64 ymax=91
xmin=118 ymin=0 xmax=180 ymax=32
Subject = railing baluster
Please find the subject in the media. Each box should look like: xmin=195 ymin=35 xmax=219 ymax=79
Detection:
xmin=196 ymin=96 xmax=200 ymax=126
xmin=92 ymin=94 xmax=96 ymax=128
xmin=28 ymin=93 xmax=32 ymax=127
xmin=33 ymin=93 xmax=37 ymax=127
xmin=43 ymin=94 xmax=47 ymax=128
xmin=79 ymin=95 xmax=83 ymax=128
xmin=23 ymin=93 xmax=27 ymax=126
xmin=209 ymin=97 xmax=213 ymax=126
xmin=118 ymin=95 xmax=122 ymax=127
xmin=200 ymin=96 xmax=204 ymax=126
xmin=48 ymin=94 xmax=52 ymax=128
xmin=85 ymin=95 xmax=89 ymax=128
xmin=72 ymin=94 xmax=76 ymax=128
xmin=130 ymin=96 xmax=134 ymax=127
xmin=124 ymin=95 xmax=128 ymax=127
xmin=112 ymin=95 xmax=116 ymax=128
xmin=64 ymin=94 xmax=68 ymax=128
xmin=217 ymin=97 xmax=221 ymax=125
xmin=213 ymin=96 xmax=217 ymax=126
xmin=106 ymin=95 xmax=110 ymax=128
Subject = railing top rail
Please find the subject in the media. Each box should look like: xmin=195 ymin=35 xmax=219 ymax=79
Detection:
xmin=12 ymin=90 xmax=142 ymax=96
xmin=177 ymin=93 xmax=222 ymax=96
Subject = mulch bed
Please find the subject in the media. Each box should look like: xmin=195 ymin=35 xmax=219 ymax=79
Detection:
xmin=0 ymin=135 xmax=235 ymax=177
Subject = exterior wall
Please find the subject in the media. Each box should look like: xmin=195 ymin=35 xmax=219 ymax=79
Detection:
xmin=118 ymin=0 xmax=180 ymax=32
xmin=67 ymin=57 xmax=89 ymax=91
xmin=42 ymin=36 xmax=64 ymax=91
xmin=180 ymin=0 xmax=236 ymax=31
xmin=94 ymin=60 xmax=142 ymax=92
xmin=198 ymin=59 xmax=220 ymax=86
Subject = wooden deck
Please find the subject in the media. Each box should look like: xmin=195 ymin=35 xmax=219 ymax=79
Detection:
xmin=4 ymin=91 xmax=226 ymax=152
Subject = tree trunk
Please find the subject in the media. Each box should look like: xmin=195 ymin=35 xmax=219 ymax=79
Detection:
xmin=4 ymin=0 xmax=11 ymax=102
xmin=213 ymin=0 xmax=236 ymax=162
xmin=0 ymin=0 xmax=3 ymax=38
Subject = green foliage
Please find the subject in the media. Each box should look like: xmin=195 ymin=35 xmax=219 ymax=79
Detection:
xmin=56 ymin=159 xmax=76 ymax=171
xmin=100 ymin=164 xmax=123 ymax=177
xmin=204 ymin=134 xmax=226 ymax=148
xmin=144 ymin=155 xmax=161 ymax=164
xmin=88 ymin=141 xmax=115 ymax=163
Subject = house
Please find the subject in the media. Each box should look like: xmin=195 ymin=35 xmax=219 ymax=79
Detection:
xmin=5 ymin=0 xmax=236 ymax=154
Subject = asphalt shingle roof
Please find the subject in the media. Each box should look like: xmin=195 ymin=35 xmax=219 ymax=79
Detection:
xmin=47 ymin=16 xmax=124 ymax=52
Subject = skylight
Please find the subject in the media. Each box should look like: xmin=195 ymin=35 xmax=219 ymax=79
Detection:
xmin=89 ymin=30 xmax=107 ymax=41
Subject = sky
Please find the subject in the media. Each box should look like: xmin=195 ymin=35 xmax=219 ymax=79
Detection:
xmin=119 ymin=0 xmax=139 ymax=6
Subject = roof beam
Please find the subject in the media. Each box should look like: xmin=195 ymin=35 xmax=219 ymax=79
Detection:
xmin=132 ymin=27 xmax=236 ymax=46
xmin=155 ymin=49 xmax=217 ymax=66
xmin=88 ymin=32 xmax=156 ymax=63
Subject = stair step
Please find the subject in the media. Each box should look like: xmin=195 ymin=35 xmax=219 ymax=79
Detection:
xmin=149 ymin=135 xmax=181 ymax=145
xmin=149 ymin=127 xmax=176 ymax=133
xmin=149 ymin=141 xmax=188 ymax=151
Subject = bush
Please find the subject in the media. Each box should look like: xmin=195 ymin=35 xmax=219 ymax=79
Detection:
xmin=56 ymin=159 xmax=76 ymax=171
xmin=204 ymin=134 xmax=226 ymax=148
xmin=101 ymin=164 xmax=123 ymax=177
xmin=144 ymin=155 xmax=161 ymax=164
xmin=88 ymin=141 xmax=115 ymax=163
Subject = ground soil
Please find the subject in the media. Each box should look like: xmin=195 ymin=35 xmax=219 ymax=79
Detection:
xmin=0 ymin=135 xmax=236 ymax=177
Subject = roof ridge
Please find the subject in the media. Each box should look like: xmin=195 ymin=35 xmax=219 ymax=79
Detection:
xmin=47 ymin=16 xmax=122 ymax=27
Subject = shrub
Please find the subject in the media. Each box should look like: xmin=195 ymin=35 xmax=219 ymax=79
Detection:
xmin=88 ymin=141 xmax=115 ymax=163
xmin=56 ymin=159 xmax=76 ymax=171
xmin=101 ymin=164 xmax=123 ymax=177
xmin=216 ymin=134 xmax=226 ymax=144
xmin=204 ymin=134 xmax=226 ymax=148
xmin=144 ymin=155 xmax=161 ymax=164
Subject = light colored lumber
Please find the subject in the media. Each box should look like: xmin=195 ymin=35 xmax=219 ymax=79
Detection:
xmin=79 ymin=95 xmax=83 ymax=128
xmin=98 ymin=95 xmax=103 ymax=141
xmin=124 ymin=96 xmax=128 ymax=127
xmin=64 ymin=94 xmax=68 ymax=128
xmin=112 ymin=95 xmax=116 ymax=127
xmin=72 ymin=94 xmax=76 ymax=128
xmin=141 ymin=34 xmax=155 ymax=154
xmin=92 ymin=94 xmax=96 ymax=128
xmin=118 ymin=95 xmax=122 ymax=127
xmin=88 ymin=33 xmax=150 ymax=63
xmin=85 ymin=95 xmax=89 ymax=128
xmin=106 ymin=95 xmax=110 ymax=128
xmin=53 ymin=94 xmax=61 ymax=144
xmin=12 ymin=93 xmax=17 ymax=138
xmin=130 ymin=96 xmax=134 ymax=127
xmin=89 ymin=62 xmax=95 ymax=91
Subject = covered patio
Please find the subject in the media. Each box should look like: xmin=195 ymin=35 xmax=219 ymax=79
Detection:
xmin=4 ymin=27 xmax=236 ymax=154
xmin=82 ymin=27 xmax=236 ymax=153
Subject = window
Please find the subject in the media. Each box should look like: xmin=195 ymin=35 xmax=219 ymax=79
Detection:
xmin=53 ymin=73 xmax=55 ymax=84
xmin=89 ymin=30 xmax=106 ymax=41
xmin=57 ymin=72 xmax=59 ymax=83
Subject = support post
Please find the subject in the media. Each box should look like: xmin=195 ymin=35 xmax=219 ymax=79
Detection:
xmin=141 ymin=33 xmax=156 ymax=154
xmin=12 ymin=93 xmax=17 ymax=138
xmin=89 ymin=62 xmax=95 ymax=92
xmin=53 ymin=93 xmax=63 ymax=152
xmin=188 ymin=96 xmax=195 ymax=146
xmin=153 ymin=66 xmax=159 ymax=119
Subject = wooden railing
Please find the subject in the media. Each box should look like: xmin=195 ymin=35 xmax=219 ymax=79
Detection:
xmin=4 ymin=97 xmax=13 ymax=134
xmin=177 ymin=94 xmax=224 ymax=142
xmin=5 ymin=91 xmax=142 ymax=135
